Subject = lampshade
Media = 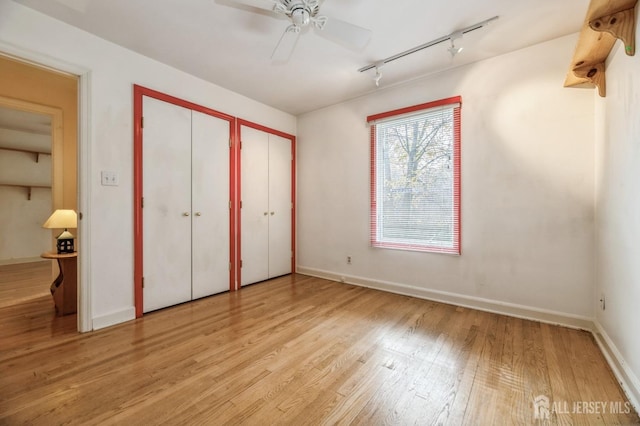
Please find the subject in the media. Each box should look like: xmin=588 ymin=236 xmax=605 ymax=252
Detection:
xmin=43 ymin=209 xmax=77 ymax=254
xmin=43 ymin=209 xmax=77 ymax=230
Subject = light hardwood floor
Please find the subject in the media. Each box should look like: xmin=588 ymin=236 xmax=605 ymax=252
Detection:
xmin=1 ymin=273 xmax=638 ymax=425
xmin=0 ymin=261 xmax=51 ymax=309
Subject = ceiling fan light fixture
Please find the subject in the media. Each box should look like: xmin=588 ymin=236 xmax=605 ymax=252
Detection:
xmin=226 ymin=0 xmax=373 ymax=62
xmin=291 ymin=7 xmax=310 ymax=27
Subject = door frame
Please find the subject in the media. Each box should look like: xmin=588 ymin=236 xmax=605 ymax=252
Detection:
xmin=0 ymin=45 xmax=92 ymax=333
xmin=236 ymin=119 xmax=296 ymax=289
xmin=133 ymin=85 xmax=236 ymax=318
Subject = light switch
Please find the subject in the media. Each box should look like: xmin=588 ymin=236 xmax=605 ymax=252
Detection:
xmin=101 ymin=171 xmax=119 ymax=186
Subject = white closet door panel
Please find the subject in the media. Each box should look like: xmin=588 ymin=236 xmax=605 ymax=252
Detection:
xmin=191 ymin=111 xmax=230 ymax=299
xmin=142 ymin=96 xmax=192 ymax=313
xmin=240 ymin=126 xmax=269 ymax=286
xmin=268 ymin=134 xmax=292 ymax=278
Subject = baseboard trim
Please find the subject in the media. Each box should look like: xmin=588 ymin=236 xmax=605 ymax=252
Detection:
xmin=297 ymin=266 xmax=593 ymax=331
xmin=92 ymin=307 xmax=135 ymax=331
xmin=592 ymin=321 xmax=640 ymax=414
xmin=0 ymin=257 xmax=47 ymax=266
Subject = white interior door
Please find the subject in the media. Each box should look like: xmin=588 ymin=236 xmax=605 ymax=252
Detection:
xmin=267 ymin=134 xmax=292 ymax=278
xmin=240 ymin=126 xmax=270 ymax=286
xmin=191 ymin=110 xmax=230 ymax=298
xmin=142 ymin=96 xmax=192 ymax=312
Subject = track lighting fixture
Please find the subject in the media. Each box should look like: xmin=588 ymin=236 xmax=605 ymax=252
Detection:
xmin=448 ymin=31 xmax=464 ymax=58
xmin=373 ymin=62 xmax=384 ymax=87
xmin=374 ymin=68 xmax=382 ymax=86
xmin=358 ymin=16 xmax=499 ymax=84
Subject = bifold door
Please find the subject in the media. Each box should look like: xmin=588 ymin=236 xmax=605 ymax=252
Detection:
xmin=142 ymin=96 xmax=230 ymax=313
xmin=240 ymin=125 xmax=292 ymax=286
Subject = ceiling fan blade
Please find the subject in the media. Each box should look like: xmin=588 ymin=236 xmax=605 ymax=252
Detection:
xmin=271 ymin=25 xmax=301 ymax=62
xmin=224 ymin=0 xmax=279 ymax=12
xmin=53 ymin=0 xmax=89 ymax=13
xmin=316 ymin=16 xmax=372 ymax=50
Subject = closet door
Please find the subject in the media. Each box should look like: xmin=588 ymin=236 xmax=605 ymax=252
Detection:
xmin=240 ymin=125 xmax=292 ymax=286
xmin=191 ymin=110 xmax=230 ymax=299
xmin=240 ymin=126 xmax=270 ymax=286
xmin=267 ymin=133 xmax=292 ymax=278
xmin=142 ymin=96 xmax=192 ymax=313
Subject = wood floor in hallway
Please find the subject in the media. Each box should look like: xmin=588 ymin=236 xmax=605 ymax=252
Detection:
xmin=1 ymin=273 xmax=638 ymax=425
xmin=0 ymin=260 xmax=50 ymax=309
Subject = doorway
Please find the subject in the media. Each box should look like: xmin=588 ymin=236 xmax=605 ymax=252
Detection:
xmin=0 ymin=55 xmax=79 ymax=330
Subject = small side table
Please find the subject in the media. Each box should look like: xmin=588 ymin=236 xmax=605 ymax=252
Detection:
xmin=41 ymin=251 xmax=77 ymax=316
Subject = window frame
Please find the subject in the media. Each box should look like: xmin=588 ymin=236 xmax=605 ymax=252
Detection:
xmin=368 ymin=96 xmax=461 ymax=255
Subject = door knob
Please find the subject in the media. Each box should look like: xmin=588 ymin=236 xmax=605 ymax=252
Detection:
xmin=195 ymin=212 xmax=202 ymax=217
xmin=264 ymin=212 xmax=268 ymax=216
xmin=270 ymin=212 xmax=275 ymax=216
xmin=183 ymin=212 xmax=190 ymax=217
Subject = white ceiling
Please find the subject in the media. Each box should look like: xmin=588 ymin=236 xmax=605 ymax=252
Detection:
xmin=14 ymin=0 xmax=589 ymax=115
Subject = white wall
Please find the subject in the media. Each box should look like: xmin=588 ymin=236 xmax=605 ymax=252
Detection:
xmin=0 ymin=144 xmax=51 ymax=262
xmin=297 ymin=34 xmax=595 ymax=321
xmin=0 ymin=1 xmax=296 ymax=327
xmin=594 ymin=11 xmax=640 ymax=407
xmin=0 ymin=186 xmax=51 ymax=263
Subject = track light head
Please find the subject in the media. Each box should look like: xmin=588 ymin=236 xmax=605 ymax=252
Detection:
xmin=374 ymin=67 xmax=382 ymax=87
xmin=372 ymin=62 xmax=384 ymax=87
xmin=448 ymin=42 xmax=463 ymax=57
xmin=448 ymin=31 xmax=464 ymax=58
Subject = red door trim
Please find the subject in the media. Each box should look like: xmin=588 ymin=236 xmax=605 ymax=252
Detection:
xmin=236 ymin=118 xmax=296 ymax=289
xmin=133 ymin=84 xmax=236 ymax=317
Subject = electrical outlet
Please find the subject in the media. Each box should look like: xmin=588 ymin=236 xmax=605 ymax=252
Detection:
xmin=347 ymin=256 xmax=352 ymax=264
xmin=599 ymin=293 xmax=606 ymax=311
xmin=101 ymin=171 xmax=119 ymax=186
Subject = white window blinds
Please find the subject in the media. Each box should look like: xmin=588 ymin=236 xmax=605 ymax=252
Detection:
xmin=368 ymin=97 xmax=461 ymax=254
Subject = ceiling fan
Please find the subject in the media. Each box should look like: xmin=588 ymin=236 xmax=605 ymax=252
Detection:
xmin=226 ymin=0 xmax=372 ymax=62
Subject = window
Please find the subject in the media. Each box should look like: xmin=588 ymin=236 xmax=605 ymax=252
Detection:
xmin=368 ymin=96 xmax=461 ymax=254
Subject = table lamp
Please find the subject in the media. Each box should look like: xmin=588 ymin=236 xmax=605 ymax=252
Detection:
xmin=43 ymin=209 xmax=78 ymax=254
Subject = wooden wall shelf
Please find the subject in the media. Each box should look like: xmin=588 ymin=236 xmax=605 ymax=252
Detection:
xmin=564 ymin=0 xmax=637 ymax=97
xmin=0 ymin=146 xmax=51 ymax=163
xmin=0 ymin=183 xmax=51 ymax=200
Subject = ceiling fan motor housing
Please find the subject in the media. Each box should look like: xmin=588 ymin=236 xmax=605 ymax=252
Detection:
xmin=291 ymin=7 xmax=310 ymax=26
xmin=283 ymin=0 xmax=320 ymax=27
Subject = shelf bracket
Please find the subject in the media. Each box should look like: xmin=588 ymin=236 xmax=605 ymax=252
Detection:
xmin=572 ymin=62 xmax=607 ymax=97
xmin=589 ymin=6 xmax=636 ymax=56
xmin=564 ymin=0 xmax=637 ymax=97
